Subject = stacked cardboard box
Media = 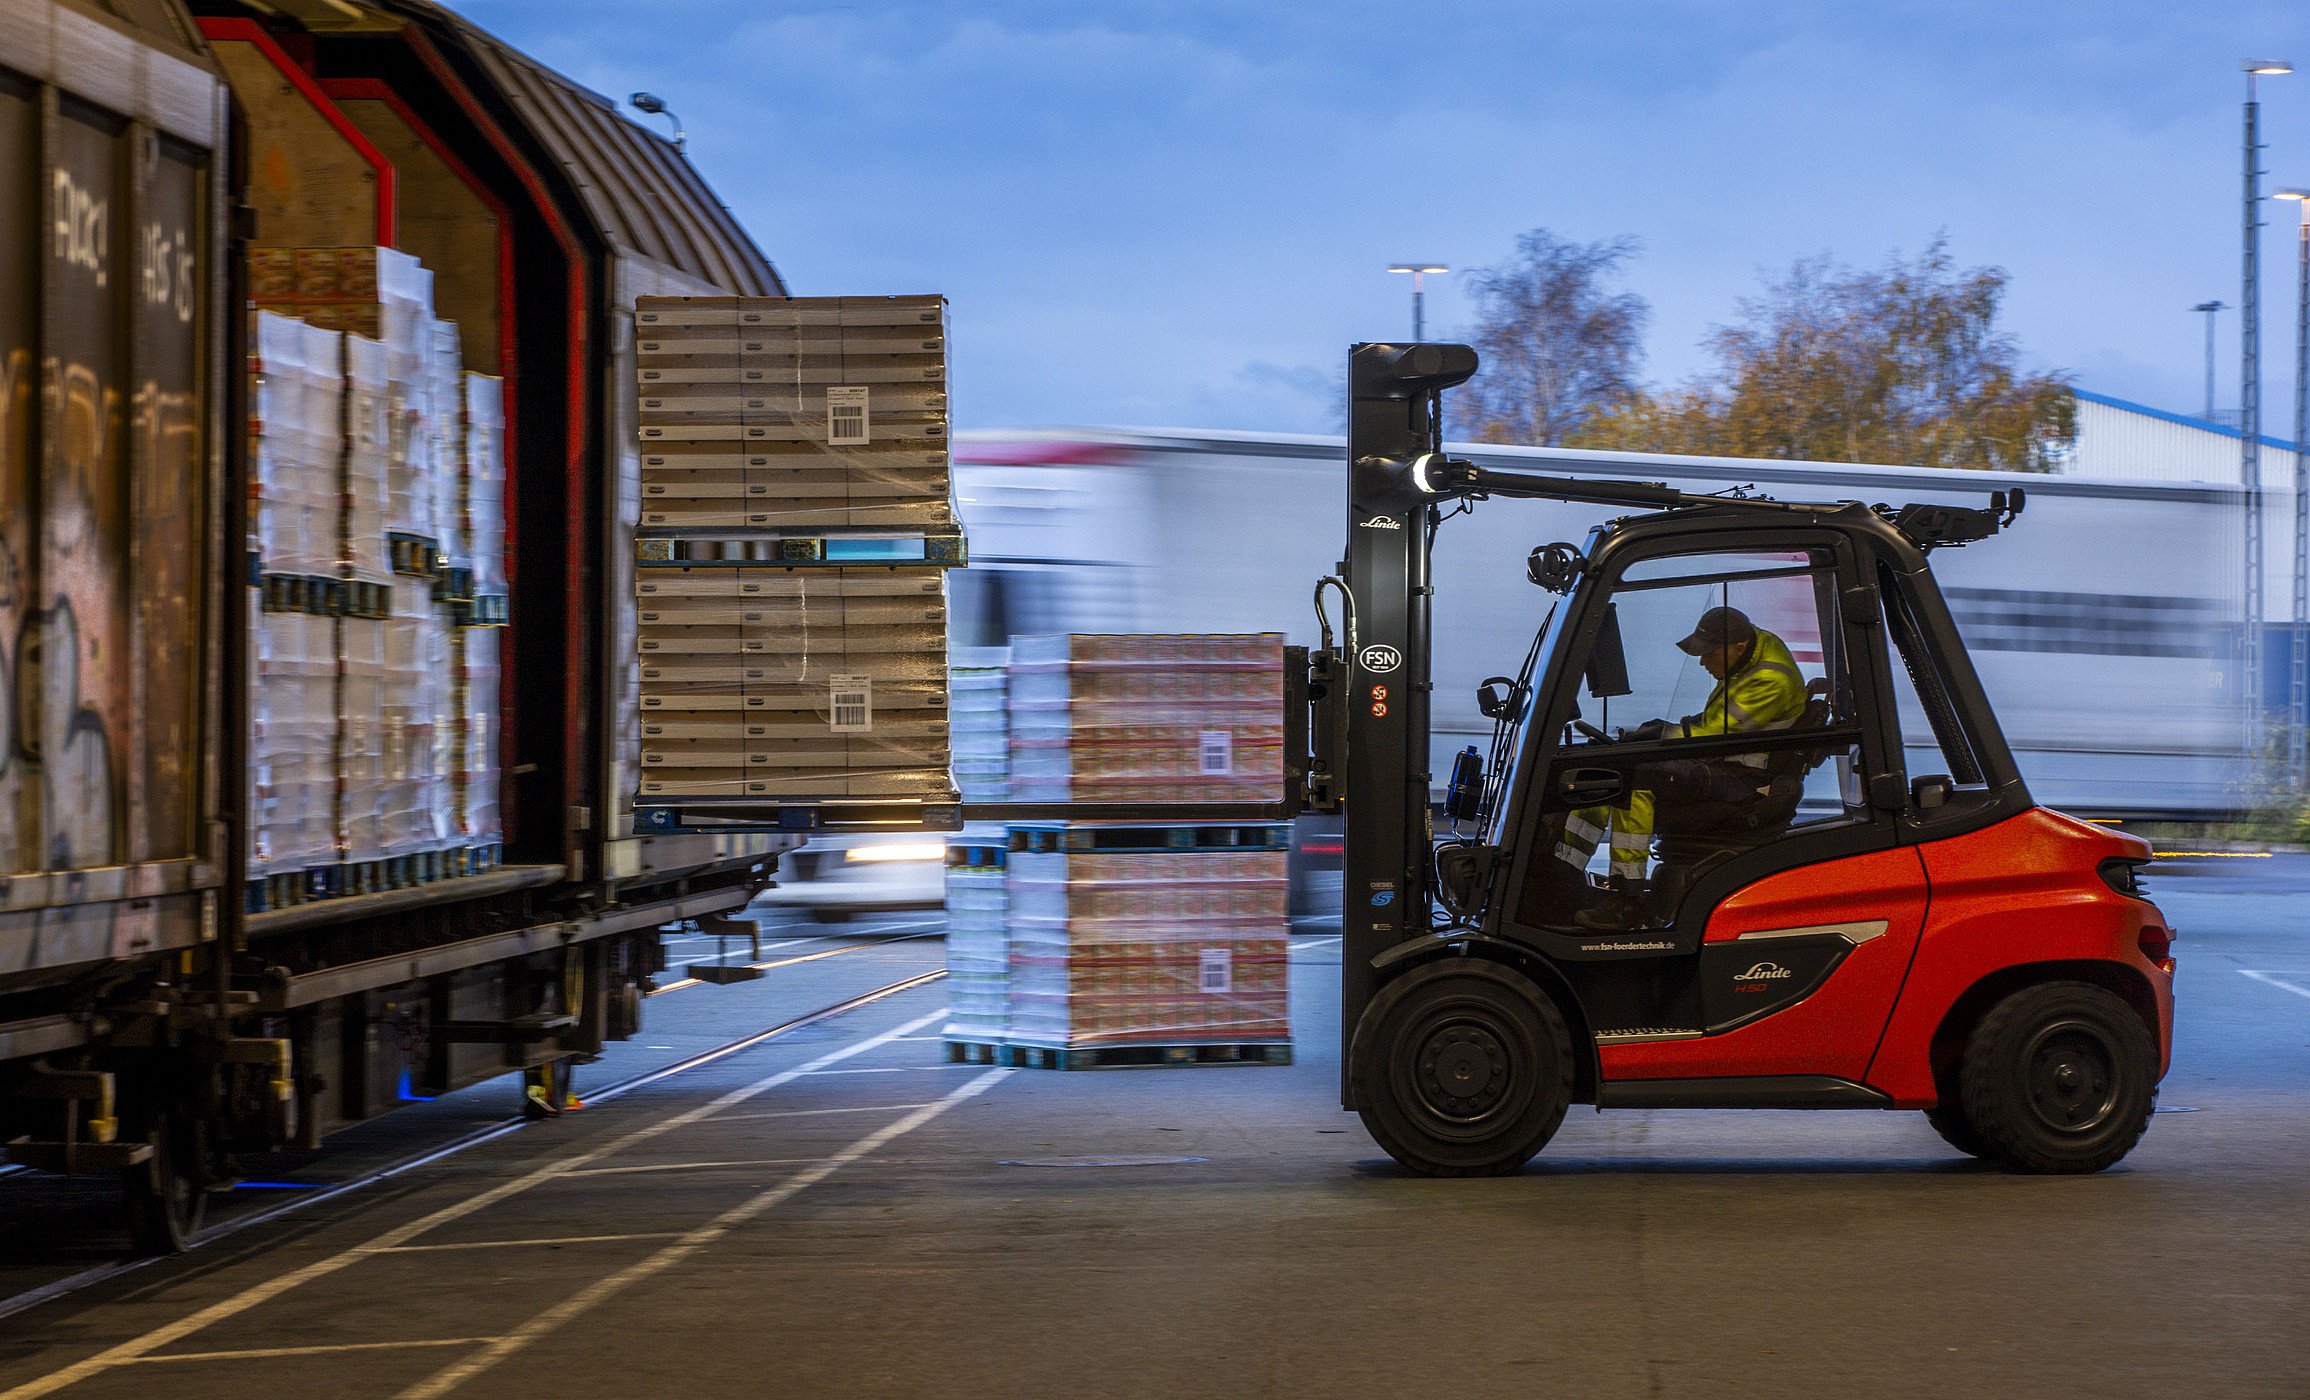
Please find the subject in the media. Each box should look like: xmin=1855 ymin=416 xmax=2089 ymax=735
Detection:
xmin=337 ymin=331 xmax=393 ymax=873
xmin=1007 ymin=634 xmax=1286 ymax=805
xmin=633 ymin=566 xmax=954 ymax=801
xmin=454 ymin=373 xmax=507 ymax=856
xmin=949 ymin=646 xmax=1010 ymax=803
xmin=634 ymin=296 xmax=952 ymax=534
xmin=630 ymin=295 xmax=961 ymax=812
xmin=1003 ymin=845 xmax=1290 ymax=1048
xmin=940 ymin=835 xmax=1009 ymax=1043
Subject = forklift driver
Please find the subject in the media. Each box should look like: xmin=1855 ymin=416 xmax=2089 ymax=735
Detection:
xmin=1561 ymin=605 xmax=1810 ymax=929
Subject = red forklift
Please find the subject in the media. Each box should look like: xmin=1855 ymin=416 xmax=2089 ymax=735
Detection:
xmin=1308 ymin=343 xmax=2177 ymax=1175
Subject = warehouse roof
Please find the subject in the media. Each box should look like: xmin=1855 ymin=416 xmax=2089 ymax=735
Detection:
xmin=389 ymin=0 xmax=784 ymax=297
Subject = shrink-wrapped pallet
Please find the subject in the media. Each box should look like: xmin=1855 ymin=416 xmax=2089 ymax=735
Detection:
xmin=941 ymin=836 xmax=1009 ymax=1042
xmin=950 ymin=646 xmax=1010 ymax=803
xmin=1008 ymin=634 xmax=1285 ymax=805
xmin=1004 ymin=845 xmax=1290 ymax=1048
xmin=634 ymin=296 xmax=953 ymax=534
xmin=632 ymin=566 xmax=956 ymax=802
xmin=465 ymin=372 xmax=508 ymax=603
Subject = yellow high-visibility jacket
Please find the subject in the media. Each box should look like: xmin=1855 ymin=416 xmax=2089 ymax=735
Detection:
xmin=1681 ymin=628 xmax=1808 ymax=752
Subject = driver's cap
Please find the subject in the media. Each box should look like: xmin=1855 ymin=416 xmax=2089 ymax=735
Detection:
xmin=1676 ymin=605 xmax=1756 ymax=657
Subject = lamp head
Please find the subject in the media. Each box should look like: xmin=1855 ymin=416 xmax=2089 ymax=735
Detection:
xmin=2277 ymin=188 xmax=2310 ymax=202
xmin=1388 ymin=264 xmax=1450 ymax=276
xmin=2245 ymin=60 xmax=2294 ymax=75
xmin=630 ymin=92 xmax=667 ymax=114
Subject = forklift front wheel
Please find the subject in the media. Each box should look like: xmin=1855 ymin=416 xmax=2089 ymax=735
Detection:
xmin=1350 ymin=959 xmax=1575 ymax=1176
xmin=1958 ymin=980 xmax=2158 ymax=1174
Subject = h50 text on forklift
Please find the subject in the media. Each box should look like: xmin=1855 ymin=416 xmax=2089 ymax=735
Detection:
xmin=1298 ymin=341 xmax=2175 ymax=1177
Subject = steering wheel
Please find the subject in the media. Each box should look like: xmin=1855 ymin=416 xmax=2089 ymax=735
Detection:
xmin=1571 ymin=719 xmax=1613 ymax=744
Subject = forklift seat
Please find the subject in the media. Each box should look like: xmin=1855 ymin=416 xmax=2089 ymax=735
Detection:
xmin=1647 ymin=679 xmax=1842 ymax=909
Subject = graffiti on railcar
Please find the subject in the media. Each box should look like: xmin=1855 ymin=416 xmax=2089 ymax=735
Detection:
xmin=0 ymin=346 xmax=27 ymax=873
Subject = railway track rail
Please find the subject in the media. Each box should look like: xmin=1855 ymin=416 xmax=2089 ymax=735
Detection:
xmin=0 ymin=957 xmax=948 ymax=1326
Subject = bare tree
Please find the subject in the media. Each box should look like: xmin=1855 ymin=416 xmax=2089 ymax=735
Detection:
xmin=1457 ymin=230 xmax=1649 ymax=445
xmin=1575 ymin=236 xmax=2075 ymax=472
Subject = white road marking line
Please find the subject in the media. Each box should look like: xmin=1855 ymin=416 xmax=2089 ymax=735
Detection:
xmin=120 ymin=1339 xmax=491 ymax=1365
xmin=393 ymin=1068 xmax=1013 ymax=1400
xmin=373 ymin=1233 xmax=685 ymax=1254
xmin=709 ymin=1102 xmax=941 ymax=1125
xmin=1290 ymin=936 xmax=1342 ymax=951
xmin=2240 ymin=969 xmax=2310 ymax=1001
xmin=559 ymin=1158 xmax=828 ymax=1180
xmin=652 ymin=936 xmax=922 ymax=996
xmin=0 ymin=1007 xmax=947 ymax=1400
xmin=800 ymin=1065 xmax=978 ymax=1075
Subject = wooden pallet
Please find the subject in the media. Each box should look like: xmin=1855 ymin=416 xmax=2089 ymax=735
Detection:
xmin=1005 ymin=822 xmax=1292 ymax=855
xmin=948 ymin=1038 xmax=1292 ymax=1071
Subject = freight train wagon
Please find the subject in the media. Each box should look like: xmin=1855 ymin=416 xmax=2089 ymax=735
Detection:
xmin=952 ymin=429 xmax=2249 ymax=823
xmin=0 ymin=0 xmax=794 ymax=1250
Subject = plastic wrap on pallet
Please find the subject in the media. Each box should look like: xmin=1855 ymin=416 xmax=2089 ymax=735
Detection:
xmin=633 ymin=296 xmax=954 ymax=533
xmin=1002 ymin=846 xmax=1290 ymax=1048
xmin=950 ymin=645 xmax=1010 ymax=803
xmin=633 ymin=564 xmax=957 ymax=801
xmin=343 ymin=331 xmax=392 ymax=585
xmin=249 ymin=311 xmax=336 ymax=577
xmin=464 ymin=371 xmax=508 ymax=599
xmin=1006 ymin=634 xmax=1285 ymax=805
xmin=454 ymin=626 xmax=503 ymax=854
xmin=379 ymin=563 xmax=452 ymax=859
xmin=338 ymin=613 xmax=387 ymax=867
xmin=941 ymin=835 xmax=1009 ymax=1041
xmin=428 ymin=318 xmax=466 ymax=564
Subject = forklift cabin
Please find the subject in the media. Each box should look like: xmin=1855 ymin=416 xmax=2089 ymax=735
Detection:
xmin=1319 ymin=342 xmax=2176 ymax=1177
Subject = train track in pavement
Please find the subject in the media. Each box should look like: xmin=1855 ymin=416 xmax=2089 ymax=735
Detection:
xmin=0 ymin=935 xmax=948 ymax=1325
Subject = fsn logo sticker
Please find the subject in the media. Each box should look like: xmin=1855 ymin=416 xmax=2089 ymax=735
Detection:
xmin=1359 ymin=644 xmax=1402 ymax=674
xmin=1370 ymin=889 xmax=1395 ymax=907
xmin=1734 ymin=962 xmax=1794 ymax=982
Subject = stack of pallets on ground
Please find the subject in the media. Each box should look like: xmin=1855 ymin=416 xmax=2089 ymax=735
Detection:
xmin=629 ymin=296 xmax=962 ymax=828
xmin=243 ymin=247 xmax=507 ymax=908
xmin=944 ymin=633 xmax=1294 ymax=1070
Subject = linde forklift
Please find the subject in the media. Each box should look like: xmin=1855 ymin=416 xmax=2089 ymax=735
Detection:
xmin=1306 ymin=343 xmax=2177 ymax=1176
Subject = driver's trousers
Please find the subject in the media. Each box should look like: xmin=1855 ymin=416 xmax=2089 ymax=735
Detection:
xmin=1555 ymin=757 xmax=1770 ymax=883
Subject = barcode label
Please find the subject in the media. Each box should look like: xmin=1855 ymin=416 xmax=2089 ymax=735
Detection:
xmin=827 ymin=386 xmax=870 ymax=445
xmin=830 ymin=674 xmax=872 ymax=732
xmin=1198 ymin=948 xmax=1232 ymax=995
xmin=1198 ymin=729 xmax=1233 ymax=776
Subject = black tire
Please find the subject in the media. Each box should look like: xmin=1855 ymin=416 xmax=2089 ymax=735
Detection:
xmin=1958 ymin=980 xmax=2158 ymax=1175
xmin=1349 ymin=959 xmax=1576 ymax=1176
xmin=122 ymin=1109 xmax=209 ymax=1255
xmin=1922 ymin=1103 xmax=1995 ymax=1161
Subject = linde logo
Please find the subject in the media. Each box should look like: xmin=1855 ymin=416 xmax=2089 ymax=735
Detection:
xmin=1735 ymin=961 xmax=1794 ymax=982
xmin=1359 ymin=515 xmax=1403 ymax=530
xmin=1359 ymin=644 xmax=1402 ymax=674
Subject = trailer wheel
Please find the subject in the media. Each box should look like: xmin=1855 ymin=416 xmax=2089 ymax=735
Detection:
xmin=1350 ymin=959 xmax=1574 ymax=1176
xmin=122 ymin=1108 xmax=210 ymax=1255
xmin=1958 ymin=980 xmax=2157 ymax=1174
xmin=1922 ymin=1103 xmax=1993 ymax=1161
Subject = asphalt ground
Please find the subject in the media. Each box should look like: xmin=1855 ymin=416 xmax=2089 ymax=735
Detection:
xmin=0 ymin=865 xmax=2305 ymax=1399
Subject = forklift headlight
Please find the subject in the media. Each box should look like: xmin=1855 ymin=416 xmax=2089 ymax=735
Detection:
xmin=1411 ymin=452 xmax=1442 ymax=494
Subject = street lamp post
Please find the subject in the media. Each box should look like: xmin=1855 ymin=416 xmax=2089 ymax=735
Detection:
xmin=2278 ymin=189 xmax=2310 ymax=781
xmin=1388 ymin=264 xmax=1448 ymax=341
xmin=2242 ymin=60 xmax=2291 ymax=754
xmin=2193 ymin=301 xmax=2227 ymax=420
xmin=630 ymin=92 xmax=686 ymax=152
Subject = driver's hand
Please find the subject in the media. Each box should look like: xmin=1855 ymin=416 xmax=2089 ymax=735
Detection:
xmin=1627 ymin=718 xmax=1677 ymax=743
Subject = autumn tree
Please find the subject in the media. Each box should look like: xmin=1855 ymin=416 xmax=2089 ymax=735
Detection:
xmin=1573 ymin=238 xmax=2074 ymax=472
xmin=1456 ymin=230 xmax=1649 ymax=446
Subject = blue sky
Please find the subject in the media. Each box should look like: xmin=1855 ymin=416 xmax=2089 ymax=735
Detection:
xmin=456 ymin=1 xmax=2310 ymax=437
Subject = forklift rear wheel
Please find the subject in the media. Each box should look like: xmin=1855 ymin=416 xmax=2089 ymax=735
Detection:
xmin=1958 ymin=981 xmax=2157 ymax=1174
xmin=1350 ymin=959 xmax=1575 ymax=1176
xmin=122 ymin=1107 xmax=210 ymax=1255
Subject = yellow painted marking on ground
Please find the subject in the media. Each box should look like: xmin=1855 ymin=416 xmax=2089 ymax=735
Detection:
xmin=559 ymin=1158 xmax=829 ymax=1180
xmin=709 ymin=1101 xmax=941 ymax=1125
xmin=374 ymin=1233 xmax=685 ymax=1254
xmin=0 ymin=1008 xmax=947 ymax=1400
xmin=2151 ymin=851 xmax=2274 ymax=858
xmin=392 ymin=1068 xmax=1014 ymax=1400
xmin=121 ymin=1339 xmax=489 ymax=1365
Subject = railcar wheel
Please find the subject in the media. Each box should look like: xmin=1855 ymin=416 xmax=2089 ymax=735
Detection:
xmin=1349 ymin=959 xmax=1574 ymax=1176
xmin=1958 ymin=981 xmax=2157 ymax=1175
xmin=122 ymin=1109 xmax=209 ymax=1256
